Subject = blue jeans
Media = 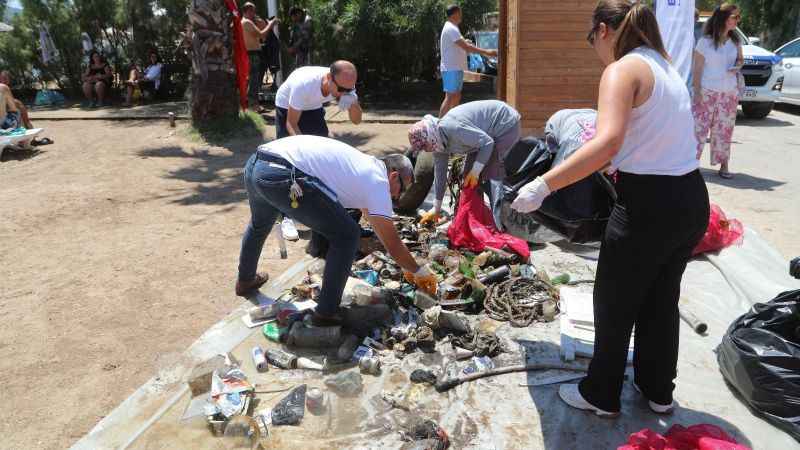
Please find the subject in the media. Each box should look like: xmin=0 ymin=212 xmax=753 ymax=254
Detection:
xmin=238 ymin=153 xmax=360 ymax=316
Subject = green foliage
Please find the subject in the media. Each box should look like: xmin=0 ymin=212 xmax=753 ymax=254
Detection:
xmin=1 ymin=0 xmax=498 ymax=95
xmin=306 ymin=0 xmax=497 ymax=84
xmin=696 ymin=0 xmax=799 ymax=49
xmin=187 ymin=110 xmax=267 ymax=145
xmin=731 ymin=0 xmax=800 ymax=50
xmin=0 ymin=0 xmax=191 ymax=94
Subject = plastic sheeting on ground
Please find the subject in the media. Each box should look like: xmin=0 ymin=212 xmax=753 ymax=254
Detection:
xmin=72 ymin=229 xmax=800 ymax=450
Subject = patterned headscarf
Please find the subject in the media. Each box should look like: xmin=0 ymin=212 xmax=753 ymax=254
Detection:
xmin=408 ymin=115 xmax=443 ymax=153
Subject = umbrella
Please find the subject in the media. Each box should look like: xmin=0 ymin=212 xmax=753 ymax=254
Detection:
xmin=0 ymin=23 xmax=13 ymax=32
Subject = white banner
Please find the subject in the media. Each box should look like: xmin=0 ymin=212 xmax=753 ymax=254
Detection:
xmin=656 ymin=0 xmax=696 ymax=83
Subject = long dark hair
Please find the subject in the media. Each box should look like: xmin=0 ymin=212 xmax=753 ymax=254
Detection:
xmin=704 ymin=3 xmax=740 ymax=48
xmin=88 ymin=50 xmax=106 ymax=66
xmin=590 ymin=0 xmax=669 ymax=61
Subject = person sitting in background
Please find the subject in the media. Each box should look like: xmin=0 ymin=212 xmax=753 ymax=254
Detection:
xmin=0 ymin=83 xmax=21 ymax=130
xmin=82 ymin=51 xmax=112 ymax=107
xmin=0 ymin=71 xmax=33 ymax=129
xmin=123 ymin=50 xmax=164 ymax=106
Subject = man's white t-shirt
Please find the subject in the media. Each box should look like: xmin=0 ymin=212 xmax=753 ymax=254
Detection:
xmin=275 ymin=66 xmax=335 ymax=111
xmin=695 ymin=36 xmax=739 ymax=92
xmin=440 ymin=21 xmax=466 ymax=72
xmin=258 ymin=135 xmax=393 ymax=218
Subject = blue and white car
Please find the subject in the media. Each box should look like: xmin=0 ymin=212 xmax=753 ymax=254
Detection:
xmin=696 ymin=18 xmax=784 ymax=119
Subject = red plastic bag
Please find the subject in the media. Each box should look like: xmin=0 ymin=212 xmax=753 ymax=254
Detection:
xmin=692 ymin=204 xmax=744 ymax=256
xmin=447 ymin=186 xmax=530 ymax=259
xmin=618 ymin=424 xmax=750 ymax=450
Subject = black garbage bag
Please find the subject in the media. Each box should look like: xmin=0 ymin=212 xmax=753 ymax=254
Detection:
xmin=490 ymin=135 xmax=616 ymax=244
xmin=717 ymin=289 xmax=800 ymax=441
xmin=271 ymin=384 xmax=307 ymax=426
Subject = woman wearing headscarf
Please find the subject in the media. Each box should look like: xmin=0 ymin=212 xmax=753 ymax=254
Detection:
xmin=407 ymin=99 xmax=521 ymax=225
xmin=512 ymin=0 xmax=709 ymax=417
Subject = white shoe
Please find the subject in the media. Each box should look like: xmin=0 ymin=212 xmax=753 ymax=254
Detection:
xmin=281 ymin=218 xmax=299 ymax=241
xmin=633 ymin=382 xmax=675 ymax=414
xmin=558 ymin=384 xmax=620 ymax=418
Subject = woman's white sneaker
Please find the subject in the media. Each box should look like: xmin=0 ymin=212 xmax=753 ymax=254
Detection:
xmin=633 ymin=382 xmax=675 ymax=414
xmin=558 ymin=384 xmax=620 ymax=418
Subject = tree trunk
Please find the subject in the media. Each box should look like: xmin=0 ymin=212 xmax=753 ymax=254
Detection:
xmin=188 ymin=0 xmax=240 ymax=122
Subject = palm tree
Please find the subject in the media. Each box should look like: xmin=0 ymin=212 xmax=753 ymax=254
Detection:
xmin=187 ymin=0 xmax=239 ymax=122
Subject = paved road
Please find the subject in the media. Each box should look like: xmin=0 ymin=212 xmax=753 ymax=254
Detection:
xmin=700 ymin=103 xmax=800 ymax=259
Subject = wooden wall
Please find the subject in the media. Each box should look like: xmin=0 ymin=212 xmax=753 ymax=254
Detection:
xmin=503 ymin=0 xmax=603 ymax=133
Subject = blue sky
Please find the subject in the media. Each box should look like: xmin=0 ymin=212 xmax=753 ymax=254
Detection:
xmin=9 ymin=0 xmax=21 ymax=9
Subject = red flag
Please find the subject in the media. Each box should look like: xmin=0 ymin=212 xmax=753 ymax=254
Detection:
xmin=224 ymin=0 xmax=249 ymax=110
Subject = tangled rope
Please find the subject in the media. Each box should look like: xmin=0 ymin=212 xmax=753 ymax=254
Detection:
xmin=485 ymin=277 xmax=558 ymax=327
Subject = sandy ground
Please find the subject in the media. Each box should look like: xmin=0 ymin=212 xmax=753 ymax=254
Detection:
xmin=0 ymin=105 xmax=798 ymax=450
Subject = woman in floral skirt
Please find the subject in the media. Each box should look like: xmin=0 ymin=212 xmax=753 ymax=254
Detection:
xmin=691 ymin=3 xmax=743 ymax=179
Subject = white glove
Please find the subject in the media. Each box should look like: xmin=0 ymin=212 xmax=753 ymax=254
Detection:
xmin=510 ymin=176 xmax=551 ymax=213
xmin=337 ymin=92 xmax=358 ymax=111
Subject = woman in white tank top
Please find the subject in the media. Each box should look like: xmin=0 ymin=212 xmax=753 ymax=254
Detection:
xmin=512 ymin=1 xmax=709 ymax=417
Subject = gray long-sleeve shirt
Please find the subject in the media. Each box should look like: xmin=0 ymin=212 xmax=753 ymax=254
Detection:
xmin=433 ymin=100 xmax=521 ymax=202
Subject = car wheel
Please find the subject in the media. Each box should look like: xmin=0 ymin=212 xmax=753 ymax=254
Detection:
xmin=741 ymin=101 xmax=774 ymax=119
xmin=395 ymin=151 xmax=434 ymax=213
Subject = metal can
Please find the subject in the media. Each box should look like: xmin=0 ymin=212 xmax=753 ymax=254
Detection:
xmin=168 ymin=112 xmax=176 ymax=127
xmin=358 ymin=355 xmax=381 ymax=375
xmin=305 ymin=387 xmax=326 ymax=415
xmin=265 ymin=348 xmax=297 ymax=370
xmin=251 ymin=346 xmax=269 ymax=372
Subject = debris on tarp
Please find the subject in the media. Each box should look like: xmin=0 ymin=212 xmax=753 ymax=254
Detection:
xmin=189 ymin=203 xmax=588 ymax=447
xmin=485 ymin=277 xmax=559 ymax=327
xmin=325 ymin=370 xmax=364 ymax=397
xmin=270 ymin=384 xmax=307 ymax=426
xmin=402 ymin=418 xmax=451 ymax=450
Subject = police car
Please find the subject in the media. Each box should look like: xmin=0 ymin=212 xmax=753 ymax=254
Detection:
xmin=696 ymin=17 xmax=784 ymax=119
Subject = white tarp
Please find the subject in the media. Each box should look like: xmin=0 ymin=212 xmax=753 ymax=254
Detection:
xmin=73 ymin=229 xmax=800 ymax=449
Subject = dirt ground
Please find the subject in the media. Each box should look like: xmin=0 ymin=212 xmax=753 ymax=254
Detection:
xmin=1 ymin=106 xmax=798 ymax=450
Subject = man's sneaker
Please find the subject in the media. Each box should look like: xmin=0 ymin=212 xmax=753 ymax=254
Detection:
xmin=633 ymin=382 xmax=675 ymax=414
xmin=558 ymin=384 xmax=620 ymax=418
xmin=281 ymin=217 xmax=299 ymax=241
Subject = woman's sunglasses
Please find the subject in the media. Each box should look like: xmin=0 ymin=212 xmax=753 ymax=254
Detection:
xmin=586 ymin=23 xmax=599 ymax=46
xmin=729 ymin=14 xmax=741 ymax=21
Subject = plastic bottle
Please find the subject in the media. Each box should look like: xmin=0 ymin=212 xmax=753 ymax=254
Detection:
xmin=287 ymin=321 xmax=342 ymax=348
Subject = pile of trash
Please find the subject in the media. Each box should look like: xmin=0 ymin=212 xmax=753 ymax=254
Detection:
xmin=186 ymin=216 xmax=577 ymax=448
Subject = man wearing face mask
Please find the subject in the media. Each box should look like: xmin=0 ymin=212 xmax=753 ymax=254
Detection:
xmin=274 ymin=60 xmax=362 ymax=138
xmin=235 ymin=135 xmax=438 ymax=326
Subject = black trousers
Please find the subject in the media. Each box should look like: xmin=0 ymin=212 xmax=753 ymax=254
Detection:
xmin=579 ymin=169 xmax=709 ymax=412
xmin=275 ymin=106 xmax=328 ymax=139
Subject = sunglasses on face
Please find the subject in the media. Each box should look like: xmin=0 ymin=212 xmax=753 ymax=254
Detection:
xmin=330 ymin=71 xmax=355 ymax=94
xmin=586 ymin=24 xmax=598 ymax=46
xmin=729 ymin=14 xmax=741 ymax=20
